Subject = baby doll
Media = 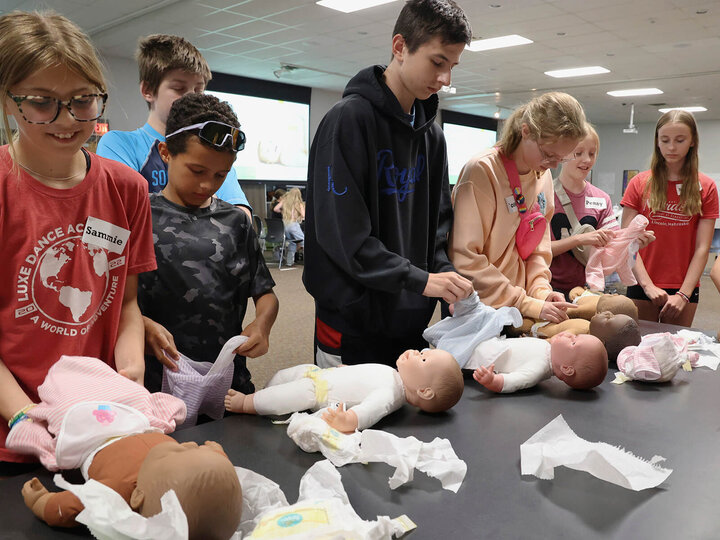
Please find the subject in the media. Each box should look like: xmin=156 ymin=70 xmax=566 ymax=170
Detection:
xmin=22 ymin=435 xmax=242 ymax=540
xmin=470 ymin=332 xmax=608 ymax=393
xmin=589 ymin=311 xmax=642 ymax=363
xmin=507 ymin=288 xmax=638 ymax=338
xmin=615 ymin=332 xmax=698 ymax=383
xmin=585 ymin=214 xmax=649 ymax=291
xmin=224 ymin=349 xmax=463 ymax=433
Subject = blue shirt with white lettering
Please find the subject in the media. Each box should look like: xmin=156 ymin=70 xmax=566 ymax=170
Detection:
xmin=97 ymin=123 xmax=250 ymax=208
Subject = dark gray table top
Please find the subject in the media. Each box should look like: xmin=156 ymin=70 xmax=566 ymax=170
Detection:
xmin=2 ymin=321 xmax=718 ymax=539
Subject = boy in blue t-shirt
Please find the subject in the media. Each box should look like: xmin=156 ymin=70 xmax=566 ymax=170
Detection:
xmin=97 ymin=34 xmax=251 ymax=215
xmin=138 ymin=93 xmax=278 ymax=394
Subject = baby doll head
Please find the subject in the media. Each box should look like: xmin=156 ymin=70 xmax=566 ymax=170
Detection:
xmin=396 ymin=348 xmax=464 ymax=413
xmin=590 ymin=311 xmax=642 ymax=363
xmin=596 ymin=294 xmax=639 ymax=321
xmin=549 ymin=332 xmax=608 ymax=389
xmin=131 ymin=440 xmax=242 ymax=540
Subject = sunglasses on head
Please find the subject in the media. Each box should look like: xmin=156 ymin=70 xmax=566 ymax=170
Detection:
xmin=166 ymin=120 xmax=246 ymax=152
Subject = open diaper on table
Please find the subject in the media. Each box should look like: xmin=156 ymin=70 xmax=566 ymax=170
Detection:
xmin=285 ymin=409 xmax=467 ymax=492
xmin=521 ymin=415 xmax=672 ymax=491
xmin=162 ymin=335 xmax=248 ymax=427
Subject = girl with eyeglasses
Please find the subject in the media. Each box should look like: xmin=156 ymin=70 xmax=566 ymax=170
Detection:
xmin=449 ymin=92 xmax=587 ymax=323
xmin=0 ymin=11 xmax=156 ymax=475
xmin=620 ymin=110 xmax=718 ymax=326
xmin=549 ymin=124 xmax=620 ymax=297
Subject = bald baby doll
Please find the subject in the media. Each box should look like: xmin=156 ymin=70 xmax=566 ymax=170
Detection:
xmin=471 ymin=333 xmax=608 ymax=393
xmin=590 ymin=311 xmax=642 ymax=363
xmin=224 ymin=348 xmax=464 ymax=433
xmin=22 ymin=435 xmax=242 ymax=540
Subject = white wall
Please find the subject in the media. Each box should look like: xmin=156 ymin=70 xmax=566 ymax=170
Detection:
xmin=310 ymin=88 xmax=343 ymax=140
xmin=101 ymin=54 xmax=147 ymax=132
xmin=594 ymin=120 xmax=720 ymax=206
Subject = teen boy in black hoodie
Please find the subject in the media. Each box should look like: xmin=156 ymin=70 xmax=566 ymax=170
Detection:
xmin=304 ymin=0 xmax=473 ymax=367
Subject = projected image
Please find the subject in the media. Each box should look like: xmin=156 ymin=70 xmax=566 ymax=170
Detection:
xmin=207 ymin=90 xmax=309 ymax=181
xmin=443 ymin=123 xmax=497 ymax=184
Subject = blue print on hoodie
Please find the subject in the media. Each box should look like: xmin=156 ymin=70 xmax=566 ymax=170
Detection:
xmin=377 ymin=149 xmax=425 ymax=202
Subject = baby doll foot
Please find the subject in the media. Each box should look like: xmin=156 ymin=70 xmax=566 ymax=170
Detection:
xmin=224 ymin=388 xmax=248 ymax=413
xmin=22 ymin=478 xmax=51 ymax=519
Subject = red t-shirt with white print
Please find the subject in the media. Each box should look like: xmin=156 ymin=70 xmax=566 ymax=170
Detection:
xmin=0 ymin=147 xmax=156 ymax=462
xmin=620 ymin=170 xmax=719 ymax=288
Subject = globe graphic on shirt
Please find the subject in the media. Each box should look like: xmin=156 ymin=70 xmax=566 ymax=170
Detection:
xmin=33 ymin=237 xmax=109 ymax=324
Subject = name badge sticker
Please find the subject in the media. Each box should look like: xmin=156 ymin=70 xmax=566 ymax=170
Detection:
xmin=505 ymin=195 xmax=518 ymax=213
xmin=585 ymin=196 xmax=607 ymax=210
xmin=82 ymin=217 xmax=130 ymax=254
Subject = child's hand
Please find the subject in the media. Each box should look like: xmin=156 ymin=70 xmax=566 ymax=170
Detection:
xmin=143 ymin=316 xmax=179 ymax=370
xmin=321 ymin=404 xmax=359 ymax=434
xmin=235 ymin=320 xmax=269 ymax=358
xmin=473 ymin=364 xmax=503 ymax=393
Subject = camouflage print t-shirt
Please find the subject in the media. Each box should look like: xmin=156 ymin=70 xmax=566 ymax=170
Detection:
xmin=139 ymin=193 xmax=275 ymax=394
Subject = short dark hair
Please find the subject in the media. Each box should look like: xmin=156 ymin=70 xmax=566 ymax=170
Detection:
xmin=165 ymin=93 xmax=239 ymax=155
xmin=136 ymin=34 xmax=211 ymax=97
xmin=392 ymin=0 xmax=472 ymax=52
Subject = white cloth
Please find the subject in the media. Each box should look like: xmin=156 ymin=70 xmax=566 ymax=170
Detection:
xmin=465 ymin=337 xmax=552 ymax=392
xmin=286 ymin=410 xmax=467 ymax=492
xmin=253 ymin=364 xmax=405 ymax=430
xmin=423 ymin=292 xmax=522 ymax=367
xmin=162 ymin=335 xmax=248 ymax=426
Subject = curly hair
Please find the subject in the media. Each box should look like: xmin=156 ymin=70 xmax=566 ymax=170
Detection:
xmin=165 ymin=93 xmax=240 ymax=155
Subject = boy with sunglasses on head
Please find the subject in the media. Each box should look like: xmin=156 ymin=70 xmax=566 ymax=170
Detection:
xmin=137 ymin=93 xmax=278 ymax=396
xmin=96 ymin=34 xmax=251 ymax=216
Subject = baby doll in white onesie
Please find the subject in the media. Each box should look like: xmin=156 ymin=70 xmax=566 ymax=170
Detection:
xmin=224 ymin=349 xmax=463 ymax=433
xmin=469 ymin=332 xmax=608 ymax=393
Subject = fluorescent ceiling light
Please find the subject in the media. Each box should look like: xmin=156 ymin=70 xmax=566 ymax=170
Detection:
xmin=607 ymin=88 xmax=663 ymax=97
xmin=316 ymin=0 xmax=397 ymax=13
xmin=545 ymin=66 xmax=610 ymax=78
xmin=658 ymin=106 xmax=707 ymax=113
xmin=466 ymin=34 xmax=533 ymax=52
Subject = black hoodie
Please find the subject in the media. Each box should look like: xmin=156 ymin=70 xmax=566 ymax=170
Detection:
xmin=303 ymin=65 xmax=455 ymax=338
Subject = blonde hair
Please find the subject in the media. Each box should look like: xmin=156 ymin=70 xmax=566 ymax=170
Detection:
xmin=583 ymin=122 xmax=600 ymax=152
xmin=497 ymin=92 xmax=587 ymax=155
xmin=0 ymin=11 xmax=106 ymax=156
xmin=644 ymin=110 xmax=701 ymax=216
xmin=280 ymin=188 xmax=304 ymax=224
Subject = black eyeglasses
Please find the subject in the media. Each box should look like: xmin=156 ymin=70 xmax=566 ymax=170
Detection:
xmin=7 ymin=91 xmax=107 ymax=124
xmin=166 ymin=121 xmax=246 ymax=152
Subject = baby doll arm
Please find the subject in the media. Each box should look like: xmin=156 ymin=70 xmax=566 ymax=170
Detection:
xmin=344 ymin=387 xmax=403 ymax=430
xmin=473 ymin=364 xmax=504 ymax=393
xmin=321 ymin=404 xmax=359 ymax=434
xmin=22 ymin=478 xmax=84 ymax=528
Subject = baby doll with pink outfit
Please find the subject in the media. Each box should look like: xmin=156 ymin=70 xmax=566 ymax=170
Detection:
xmin=585 ymin=214 xmax=649 ymax=291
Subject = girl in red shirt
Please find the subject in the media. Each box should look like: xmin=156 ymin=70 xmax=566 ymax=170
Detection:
xmin=621 ymin=111 xmax=718 ymax=326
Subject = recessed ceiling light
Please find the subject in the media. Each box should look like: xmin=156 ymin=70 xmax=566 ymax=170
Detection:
xmin=545 ymin=66 xmax=610 ymax=78
xmin=466 ymin=34 xmax=533 ymax=52
xmin=607 ymin=88 xmax=663 ymax=97
xmin=316 ymin=0 xmax=397 ymax=13
xmin=697 ymin=9 xmax=708 ymax=14
xmin=658 ymin=106 xmax=707 ymax=113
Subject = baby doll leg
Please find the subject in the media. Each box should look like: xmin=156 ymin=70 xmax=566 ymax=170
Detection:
xmin=507 ymin=318 xmax=589 ymax=338
xmin=265 ymin=364 xmax=318 ymax=387
xmin=226 ymin=377 xmax=318 ymax=416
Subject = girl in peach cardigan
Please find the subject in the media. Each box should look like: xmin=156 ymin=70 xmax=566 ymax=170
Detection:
xmin=449 ymin=92 xmax=587 ymax=323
